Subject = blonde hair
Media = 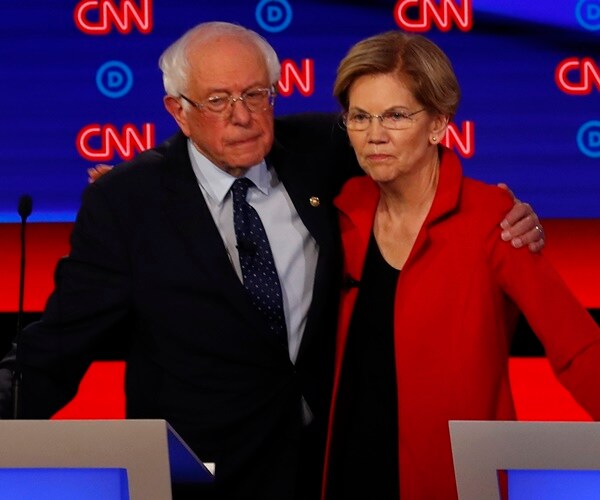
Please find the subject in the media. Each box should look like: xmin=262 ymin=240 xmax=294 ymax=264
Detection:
xmin=334 ymin=31 xmax=460 ymax=118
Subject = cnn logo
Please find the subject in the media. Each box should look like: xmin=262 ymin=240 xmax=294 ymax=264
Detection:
xmin=278 ymin=59 xmax=315 ymax=97
xmin=74 ymin=0 xmax=153 ymax=35
xmin=77 ymin=123 xmax=155 ymax=162
xmin=555 ymin=57 xmax=600 ymax=95
xmin=394 ymin=0 xmax=473 ymax=32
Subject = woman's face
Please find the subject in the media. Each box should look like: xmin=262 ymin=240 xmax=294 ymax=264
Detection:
xmin=346 ymin=72 xmax=443 ymax=185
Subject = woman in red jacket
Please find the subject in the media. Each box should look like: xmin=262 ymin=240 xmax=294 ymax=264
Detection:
xmin=322 ymin=31 xmax=600 ymax=499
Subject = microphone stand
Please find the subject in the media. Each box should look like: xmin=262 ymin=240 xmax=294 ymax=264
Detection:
xmin=12 ymin=195 xmax=32 ymax=419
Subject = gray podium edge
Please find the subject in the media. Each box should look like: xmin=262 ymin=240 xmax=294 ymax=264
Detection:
xmin=0 ymin=419 xmax=213 ymax=499
xmin=450 ymin=420 xmax=600 ymax=500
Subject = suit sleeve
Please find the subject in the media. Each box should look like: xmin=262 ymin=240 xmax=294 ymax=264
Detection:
xmin=19 ymin=181 xmax=133 ymax=418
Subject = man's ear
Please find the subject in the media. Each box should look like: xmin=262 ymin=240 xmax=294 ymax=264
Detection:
xmin=164 ymin=95 xmax=191 ymax=137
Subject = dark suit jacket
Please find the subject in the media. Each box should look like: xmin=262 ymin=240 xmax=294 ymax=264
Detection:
xmin=18 ymin=113 xmax=359 ymax=499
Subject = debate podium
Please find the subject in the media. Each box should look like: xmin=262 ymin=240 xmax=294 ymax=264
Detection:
xmin=0 ymin=419 xmax=213 ymax=499
xmin=450 ymin=420 xmax=600 ymax=500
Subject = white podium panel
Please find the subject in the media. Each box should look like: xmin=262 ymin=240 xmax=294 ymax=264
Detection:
xmin=0 ymin=419 xmax=213 ymax=499
xmin=450 ymin=420 xmax=600 ymax=500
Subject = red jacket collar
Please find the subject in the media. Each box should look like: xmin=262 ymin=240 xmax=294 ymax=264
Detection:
xmin=334 ymin=147 xmax=464 ymax=272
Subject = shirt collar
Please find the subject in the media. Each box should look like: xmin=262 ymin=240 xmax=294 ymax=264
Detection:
xmin=188 ymin=139 xmax=271 ymax=204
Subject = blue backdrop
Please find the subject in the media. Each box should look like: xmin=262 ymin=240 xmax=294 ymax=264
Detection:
xmin=1 ymin=0 xmax=599 ymax=222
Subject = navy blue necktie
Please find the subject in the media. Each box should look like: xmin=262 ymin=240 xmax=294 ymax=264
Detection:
xmin=231 ymin=178 xmax=287 ymax=343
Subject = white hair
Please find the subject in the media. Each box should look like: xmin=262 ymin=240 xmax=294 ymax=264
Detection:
xmin=159 ymin=21 xmax=281 ymax=97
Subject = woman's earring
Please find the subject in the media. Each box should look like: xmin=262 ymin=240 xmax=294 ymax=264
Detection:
xmin=431 ymin=136 xmax=437 ymax=143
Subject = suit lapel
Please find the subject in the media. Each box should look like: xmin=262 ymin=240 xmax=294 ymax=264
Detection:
xmin=160 ymin=133 xmax=236 ymax=282
xmin=269 ymin=140 xmax=339 ymax=360
xmin=268 ymin=140 xmax=332 ymax=249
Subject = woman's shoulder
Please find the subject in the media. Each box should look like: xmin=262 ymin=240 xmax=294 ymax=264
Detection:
xmin=447 ymin=176 xmax=517 ymax=241
xmin=461 ymin=176 xmax=515 ymax=215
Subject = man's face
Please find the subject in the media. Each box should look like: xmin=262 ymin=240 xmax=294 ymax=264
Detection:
xmin=165 ymin=35 xmax=275 ymax=176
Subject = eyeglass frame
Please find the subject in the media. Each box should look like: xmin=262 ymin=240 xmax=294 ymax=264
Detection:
xmin=341 ymin=108 xmax=426 ymax=131
xmin=179 ymin=86 xmax=276 ymax=114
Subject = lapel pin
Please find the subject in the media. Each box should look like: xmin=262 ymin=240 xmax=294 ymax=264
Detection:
xmin=309 ymin=196 xmax=320 ymax=207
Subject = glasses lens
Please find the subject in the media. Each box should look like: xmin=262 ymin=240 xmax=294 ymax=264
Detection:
xmin=381 ymin=111 xmax=414 ymax=130
xmin=205 ymin=95 xmax=229 ymax=112
xmin=345 ymin=112 xmax=370 ymax=130
xmin=243 ymin=89 xmax=271 ymax=112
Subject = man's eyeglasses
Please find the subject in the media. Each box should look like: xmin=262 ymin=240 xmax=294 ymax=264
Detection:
xmin=179 ymin=87 xmax=276 ymax=114
xmin=342 ymin=108 xmax=425 ymax=131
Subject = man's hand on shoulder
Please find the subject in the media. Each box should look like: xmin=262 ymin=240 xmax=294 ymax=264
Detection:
xmin=498 ymin=183 xmax=545 ymax=253
xmin=87 ymin=164 xmax=114 ymax=183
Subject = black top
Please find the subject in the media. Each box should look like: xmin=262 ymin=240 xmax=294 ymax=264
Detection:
xmin=327 ymin=233 xmax=400 ymax=499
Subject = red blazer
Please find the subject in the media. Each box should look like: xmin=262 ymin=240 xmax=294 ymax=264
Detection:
xmin=323 ymin=147 xmax=600 ymax=499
